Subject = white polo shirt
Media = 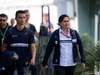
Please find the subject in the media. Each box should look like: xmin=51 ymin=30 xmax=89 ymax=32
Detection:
xmin=59 ymin=28 xmax=76 ymax=66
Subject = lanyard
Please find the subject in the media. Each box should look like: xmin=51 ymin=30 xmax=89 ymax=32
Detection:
xmin=61 ymin=31 xmax=70 ymax=38
xmin=0 ymin=25 xmax=9 ymax=37
xmin=0 ymin=25 xmax=9 ymax=43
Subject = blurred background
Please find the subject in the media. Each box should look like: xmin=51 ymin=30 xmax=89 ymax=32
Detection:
xmin=0 ymin=0 xmax=100 ymax=41
xmin=0 ymin=0 xmax=100 ymax=75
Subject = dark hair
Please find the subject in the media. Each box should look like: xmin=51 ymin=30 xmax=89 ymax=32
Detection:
xmin=0 ymin=13 xmax=8 ymax=19
xmin=15 ymin=10 xmax=25 ymax=18
xmin=58 ymin=14 xmax=69 ymax=25
xmin=24 ymin=10 xmax=29 ymax=13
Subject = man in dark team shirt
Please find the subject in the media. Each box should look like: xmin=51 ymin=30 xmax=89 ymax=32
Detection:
xmin=24 ymin=10 xmax=39 ymax=75
xmin=24 ymin=10 xmax=39 ymax=39
xmin=1 ymin=10 xmax=36 ymax=75
xmin=0 ymin=14 xmax=12 ymax=62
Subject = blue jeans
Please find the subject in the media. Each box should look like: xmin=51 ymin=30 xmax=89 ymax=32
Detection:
xmin=14 ymin=66 xmax=29 ymax=75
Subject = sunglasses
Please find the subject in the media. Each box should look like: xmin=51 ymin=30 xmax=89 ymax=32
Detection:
xmin=0 ymin=19 xmax=6 ymax=22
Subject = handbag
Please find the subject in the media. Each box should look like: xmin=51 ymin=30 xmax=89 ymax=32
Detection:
xmin=74 ymin=31 xmax=81 ymax=62
xmin=76 ymin=44 xmax=81 ymax=62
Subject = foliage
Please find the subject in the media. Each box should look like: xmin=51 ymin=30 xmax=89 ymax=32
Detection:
xmin=75 ymin=33 xmax=100 ymax=75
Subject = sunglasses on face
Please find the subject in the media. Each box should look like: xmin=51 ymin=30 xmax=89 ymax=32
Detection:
xmin=0 ymin=19 xmax=6 ymax=22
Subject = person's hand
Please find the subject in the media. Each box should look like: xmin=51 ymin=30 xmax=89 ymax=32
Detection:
xmin=30 ymin=58 xmax=35 ymax=65
xmin=81 ymin=63 xmax=85 ymax=71
xmin=11 ymin=56 xmax=18 ymax=60
xmin=41 ymin=66 xmax=46 ymax=72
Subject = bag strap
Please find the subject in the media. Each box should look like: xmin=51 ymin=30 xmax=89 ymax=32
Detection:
xmin=27 ymin=29 xmax=30 ymax=43
xmin=73 ymin=31 xmax=78 ymax=44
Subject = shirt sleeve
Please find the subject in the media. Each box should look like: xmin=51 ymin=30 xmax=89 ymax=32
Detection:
xmin=30 ymin=24 xmax=36 ymax=33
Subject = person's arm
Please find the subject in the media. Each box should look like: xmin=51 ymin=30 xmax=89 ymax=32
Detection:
xmin=30 ymin=24 xmax=39 ymax=39
xmin=1 ymin=43 xmax=18 ymax=60
xmin=29 ymin=30 xmax=36 ymax=65
xmin=1 ymin=43 xmax=8 ymax=52
xmin=48 ymin=28 xmax=54 ymax=33
xmin=41 ymin=32 xmax=55 ymax=72
xmin=34 ymin=31 xmax=39 ymax=39
xmin=48 ymin=23 xmax=54 ymax=33
xmin=30 ymin=43 xmax=36 ymax=65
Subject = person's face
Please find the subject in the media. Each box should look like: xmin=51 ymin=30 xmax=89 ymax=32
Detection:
xmin=25 ymin=12 xmax=30 ymax=21
xmin=15 ymin=13 xmax=26 ymax=25
xmin=60 ymin=17 xmax=69 ymax=29
xmin=0 ymin=17 xmax=7 ymax=27
xmin=43 ymin=14 xmax=49 ymax=22
xmin=11 ymin=19 xmax=15 ymax=25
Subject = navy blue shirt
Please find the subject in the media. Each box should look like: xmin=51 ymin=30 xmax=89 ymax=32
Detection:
xmin=4 ymin=26 xmax=35 ymax=66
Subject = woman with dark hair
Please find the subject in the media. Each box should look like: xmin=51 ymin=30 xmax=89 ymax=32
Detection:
xmin=41 ymin=14 xmax=85 ymax=75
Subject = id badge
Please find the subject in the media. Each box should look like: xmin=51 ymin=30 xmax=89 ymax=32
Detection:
xmin=1 ymin=37 xmax=4 ymax=44
xmin=72 ymin=39 xmax=77 ymax=43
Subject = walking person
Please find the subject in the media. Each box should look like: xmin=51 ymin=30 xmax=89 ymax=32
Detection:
xmin=24 ymin=10 xmax=39 ymax=75
xmin=0 ymin=13 xmax=12 ymax=62
xmin=41 ymin=14 xmax=85 ymax=75
xmin=24 ymin=10 xmax=39 ymax=39
xmin=10 ymin=18 xmax=15 ymax=27
xmin=40 ymin=13 xmax=54 ymax=36
xmin=1 ymin=10 xmax=36 ymax=75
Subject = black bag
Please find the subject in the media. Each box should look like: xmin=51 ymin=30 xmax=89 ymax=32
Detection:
xmin=39 ymin=25 xmax=47 ymax=36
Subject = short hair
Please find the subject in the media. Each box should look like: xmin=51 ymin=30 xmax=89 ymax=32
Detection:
xmin=15 ymin=10 xmax=25 ymax=18
xmin=0 ymin=13 xmax=8 ymax=19
xmin=24 ymin=10 xmax=29 ymax=13
xmin=43 ymin=13 xmax=48 ymax=16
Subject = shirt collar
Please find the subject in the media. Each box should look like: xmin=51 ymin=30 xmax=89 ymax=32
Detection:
xmin=15 ymin=25 xmax=27 ymax=32
xmin=59 ymin=28 xmax=70 ymax=33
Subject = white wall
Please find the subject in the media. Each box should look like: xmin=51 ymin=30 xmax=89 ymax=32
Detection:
xmin=0 ymin=0 xmax=78 ymax=31
xmin=0 ymin=0 xmax=58 ymax=32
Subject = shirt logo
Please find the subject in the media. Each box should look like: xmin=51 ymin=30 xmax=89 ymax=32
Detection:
xmin=25 ymin=32 xmax=28 ymax=35
xmin=12 ymin=35 xmax=18 ymax=37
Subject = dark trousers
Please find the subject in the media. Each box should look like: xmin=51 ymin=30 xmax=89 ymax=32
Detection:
xmin=31 ymin=65 xmax=37 ymax=75
xmin=30 ymin=56 xmax=37 ymax=75
xmin=54 ymin=66 xmax=76 ymax=75
xmin=8 ymin=61 xmax=24 ymax=75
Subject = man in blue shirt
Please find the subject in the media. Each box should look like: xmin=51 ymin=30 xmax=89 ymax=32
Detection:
xmin=1 ymin=10 xmax=36 ymax=75
xmin=24 ymin=10 xmax=39 ymax=75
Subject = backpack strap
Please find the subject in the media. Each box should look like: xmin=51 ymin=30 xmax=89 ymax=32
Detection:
xmin=73 ymin=30 xmax=78 ymax=44
xmin=9 ymin=29 xmax=12 ymax=38
xmin=26 ymin=29 xmax=30 ymax=43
